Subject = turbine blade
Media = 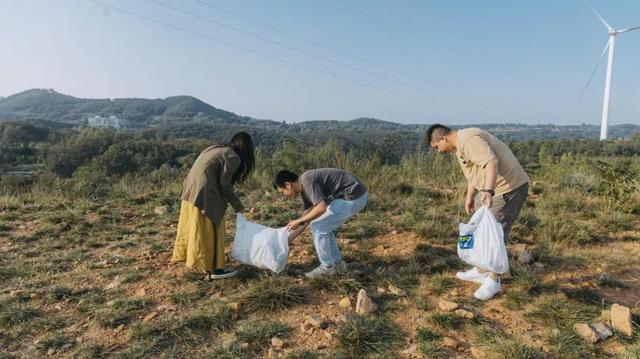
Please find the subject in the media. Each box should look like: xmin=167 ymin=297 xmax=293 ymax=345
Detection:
xmin=585 ymin=1 xmax=613 ymax=31
xmin=618 ymin=26 xmax=640 ymax=33
xmin=580 ymin=38 xmax=611 ymax=98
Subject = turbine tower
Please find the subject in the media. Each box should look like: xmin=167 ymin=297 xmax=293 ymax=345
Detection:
xmin=586 ymin=5 xmax=640 ymax=140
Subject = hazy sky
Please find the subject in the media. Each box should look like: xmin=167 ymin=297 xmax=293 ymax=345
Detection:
xmin=1 ymin=0 xmax=639 ymax=125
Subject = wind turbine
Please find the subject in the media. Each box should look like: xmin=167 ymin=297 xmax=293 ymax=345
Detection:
xmin=583 ymin=4 xmax=640 ymax=140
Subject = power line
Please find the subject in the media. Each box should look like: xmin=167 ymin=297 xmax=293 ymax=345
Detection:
xmin=148 ymin=0 xmax=512 ymax=121
xmin=195 ymin=0 xmax=573 ymax=124
xmin=86 ymin=0 xmax=517 ymax=122
xmin=85 ymin=0 xmax=417 ymax=101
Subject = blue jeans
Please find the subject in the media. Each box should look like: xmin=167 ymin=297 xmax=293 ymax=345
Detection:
xmin=310 ymin=193 xmax=368 ymax=267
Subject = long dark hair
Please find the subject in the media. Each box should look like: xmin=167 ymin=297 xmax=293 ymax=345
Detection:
xmin=227 ymin=131 xmax=255 ymax=184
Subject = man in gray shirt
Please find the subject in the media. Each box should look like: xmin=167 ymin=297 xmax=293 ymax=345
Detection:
xmin=273 ymin=168 xmax=368 ymax=278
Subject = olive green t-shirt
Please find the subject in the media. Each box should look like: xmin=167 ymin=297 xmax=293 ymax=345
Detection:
xmin=456 ymin=128 xmax=529 ymax=195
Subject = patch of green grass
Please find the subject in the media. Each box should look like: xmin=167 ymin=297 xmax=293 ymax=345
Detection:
xmin=308 ymin=269 xmax=362 ymax=295
xmin=50 ymin=286 xmax=73 ymax=301
xmin=527 ymin=296 xmax=598 ymax=329
xmin=37 ymin=334 xmax=73 ymax=351
xmin=510 ymin=262 xmax=541 ymax=295
xmin=562 ymin=287 xmax=605 ymax=306
xmin=475 ymin=327 xmax=543 ymax=359
xmin=335 ymin=314 xmax=403 ymax=358
xmin=596 ymin=275 xmax=628 ymax=289
xmin=96 ymin=298 xmax=151 ymax=328
xmin=413 ymin=244 xmax=463 ymax=274
xmin=427 ymin=313 xmax=464 ymax=330
xmin=284 ymin=350 xmax=320 ymax=359
xmin=235 ymin=320 xmax=291 ymax=353
xmin=421 ymin=274 xmax=454 ymax=296
xmin=0 ymin=304 xmax=41 ymax=327
xmin=547 ymin=327 xmax=608 ymax=359
xmin=416 ymin=328 xmax=446 ymax=358
xmin=169 ymin=289 xmax=207 ymax=305
xmin=239 ymin=276 xmax=306 ymax=312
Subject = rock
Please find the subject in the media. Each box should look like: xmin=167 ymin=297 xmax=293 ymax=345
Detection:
xmin=518 ymin=250 xmax=534 ymax=264
xmin=325 ymin=331 xmax=333 ymax=340
xmin=455 ymin=309 xmax=475 ymax=319
xmin=210 ymin=292 xmax=222 ymax=300
xmin=105 ymin=277 xmax=121 ymax=290
xmin=355 ymin=289 xmax=378 ymax=315
xmin=239 ymin=342 xmax=249 ymax=349
xmin=338 ymin=297 xmax=351 ymax=309
xmin=470 ymin=347 xmax=487 ymax=358
xmin=391 ymin=230 xmax=399 ymax=235
xmin=135 ymin=287 xmax=146 ymax=297
xmin=388 ymin=284 xmax=407 ymax=296
xmin=574 ymin=323 xmax=598 ymax=343
xmin=307 ymin=314 xmax=322 ymax=328
xmin=76 ymin=337 xmax=83 ymax=343
xmin=438 ymin=300 xmax=459 ymax=312
xmin=47 ymin=348 xmax=55 ymax=355
xmin=402 ymin=343 xmax=418 ymax=356
xmin=591 ymin=322 xmax=613 ymax=340
xmin=611 ymin=304 xmax=633 ymax=336
xmin=449 ymin=289 xmax=459 ymax=297
xmin=228 ymin=302 xmax=242 ymax=311
xmin=154 ymin=206 xmax=169 ymax=215
xmin=510 ymin=243 xmax=527 ymax=255
xmin=300 ymin=322 xmax=314 ymax=333
xmin=319 ymin=320 xmax=331 ymax=330
xmin=143 ymin=311 xmax=158 ymax=323
xmin=271 ymin=337 xmax=285 ymax=349
xmin=377 ymin=287 xmax=386 ymax=293
xmin=443 ymin=337 xmax=458 ymax=348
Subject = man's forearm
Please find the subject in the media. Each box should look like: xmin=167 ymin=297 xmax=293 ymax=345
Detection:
xmin=467 ymin=181 xmax=477 ymax=199
xmin=484 ymin=159 xmax=498 ymax=190
xmin=300 ymin=202 xmax=327 ymax=223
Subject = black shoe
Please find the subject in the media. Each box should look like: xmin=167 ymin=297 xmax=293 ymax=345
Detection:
xmin=204 ymin=269 xmax=238 ymax=281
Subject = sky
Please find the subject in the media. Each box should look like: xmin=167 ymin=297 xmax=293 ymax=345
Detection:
xmin=1 ymin=0 xmax=639 ymax=125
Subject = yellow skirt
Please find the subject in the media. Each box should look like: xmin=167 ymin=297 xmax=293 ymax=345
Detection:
xmin=172 ymin=200 xmax=226 ymax=272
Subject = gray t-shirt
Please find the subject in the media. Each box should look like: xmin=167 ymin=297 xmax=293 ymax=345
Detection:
xmin=299 ymin=168 xmax=367 ymax=210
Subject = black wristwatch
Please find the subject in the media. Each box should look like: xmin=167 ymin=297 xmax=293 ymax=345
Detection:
xmin=481 ymin=189 xmax=495 ymax=196
xmin=299 ymin=219 xmax=306 ymax=225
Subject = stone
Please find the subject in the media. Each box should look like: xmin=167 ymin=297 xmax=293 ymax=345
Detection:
xmin=377 ymin=287 xmax=386 ymax=293
xmin=239 ymin=342 xmax=249 ymax=349
xmin=143 ymin=311 xmax=158 ymax=323
xmin=47 ymin=348 xmax=55 ymax=355
xmin=105 ymin=277 xmax=121 ymax=290
xmin=388 ymin=284 xmax=407 ymax=296
xmin=455 ymin=309 xmax=475 ymax=319
xmin=601 ymin=309 xmax=611 ymax=323
xmin=307 ymin=314 xmax=322 ymax=328
xmin=449 ymin=289 xmax=459 ymax=297
xmin=355 ymin=289 xmax=378 ymax=315
xmin=154 ymin=206 xmax=169 ymax=215
xmin=611 ymin=304 xmax=633 ymax=336
xmin=470 ymin=347 xmax=487 ymax=358
xmin=443 ymin=337 xmax=458 ymax=348
xmin=510 ymin=243 xmax=527 ymax=255
xmin=402 ymin=343 xmax=418 ymax=356
xmin=518 ymin=250 xmax=534 ymax=264
xmin=271 ymin=337 xmax=285 ymax=350
xmin=574 ymin=323 xmax=598 ymax=343
xmin=76 ymin=337 xmax=83 ymax=343
xmin=300 ymin=322 xmax=314 ymax=333
xmin=135 ymin=287 xmax=146 ymax=297
xmin=591 ymin=322 xmax=613 ymax=340
xmin=438 ymin=300 xmax=459 ymax=312
xmin=391 ymin=230 xmax=399 ymax=235
xmin=338 ymin=297 xmax=351 ymax=309
xmin=228 ymin=302 xmax=242 ymax=311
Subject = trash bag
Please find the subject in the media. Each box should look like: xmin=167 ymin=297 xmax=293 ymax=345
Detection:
xmin=457 ymin=206 xmax=509 ymax=274
xmin=231 ymin=213 xmax=289 ymax=273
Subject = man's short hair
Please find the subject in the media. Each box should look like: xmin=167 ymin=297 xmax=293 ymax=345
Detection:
xmin=273 ymin=170 xmax=298 ymax=189
xmin=425 ymin=124 xmax=451 ymax=144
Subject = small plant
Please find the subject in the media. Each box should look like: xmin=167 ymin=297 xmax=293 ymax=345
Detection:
xmin=428 ymin=313 xmax=464 ymax=330
xmin=475 ymin=327 xmax=543 ymax=359
xmin=51 ymin=286 xmax=73 ymax=301
xmin=528 ymin=296 xmax=598 ymax=328
xmin=416 ymin=328 xmax=446 ymax=358
xmin=421 ymin=274 xmax=454 ymax=296
xmin=335 ymin=314 xmax=403 ymax=358
xmin=0 ymin=304 xmax=41 ymax=326
xmin=235 ymin=320 xmax=291 ymax=352
xmin=37 ymin=334 xmax=73 ymax=351
xmin=239 ymin=276 xmax=306 ymax=312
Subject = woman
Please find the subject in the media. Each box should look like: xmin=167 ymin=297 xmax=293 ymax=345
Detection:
xmin=172 ymin=132 xmax=255 ymax=280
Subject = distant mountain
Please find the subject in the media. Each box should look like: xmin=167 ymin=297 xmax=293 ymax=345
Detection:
xmin=0 ymin=89 xmax=262 ymax=127
xmin=0 ymin=89 xmax=638 ymax=142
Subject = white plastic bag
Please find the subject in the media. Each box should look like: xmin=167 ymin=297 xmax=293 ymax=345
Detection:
xmin=231 ymin=213 xmax=290 ymax=273
xmin=457 ymin=206 xmax=509 ymax=274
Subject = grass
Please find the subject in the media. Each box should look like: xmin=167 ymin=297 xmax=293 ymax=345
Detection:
xmin=335 ymin=314 xmax=403 ymax=358
xmin=235 ymin=320 xmax=291 ymax=353
xmin=546 ymin=327 xmax=609 ymax=359
xmin=427 ymin=313 xmax=465 ymax=330
xmin=0 ymin=304 xmax=41 ymax=327
xmin=96 ymin=298 xmax=151 ymax=328
xmin=527 ymin=296 xmax=598 ymax=329
xmin=238 ymin=276 xmax=307 ymax=312
xmin=475 ymin=327 xmax=543 ymax=359
xmin=420 ymin=274 xmax=454 ymax=296
xmin=416 ymin=328 xmax=446 ymax=358
xmin=308 ymin=268 xmax=362 ymax=295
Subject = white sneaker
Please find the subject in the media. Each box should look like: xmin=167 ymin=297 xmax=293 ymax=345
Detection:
xmin=304 ymin=264 xmax=337 ymax=279
xmin=474 ymin=277 xmax=501 ymax=301
xmin=456 ymin=267 xmax=488 ymax=284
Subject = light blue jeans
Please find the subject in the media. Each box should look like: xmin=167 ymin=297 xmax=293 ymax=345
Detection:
xmin=310 ymin=192 xmax=368 ymax=267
